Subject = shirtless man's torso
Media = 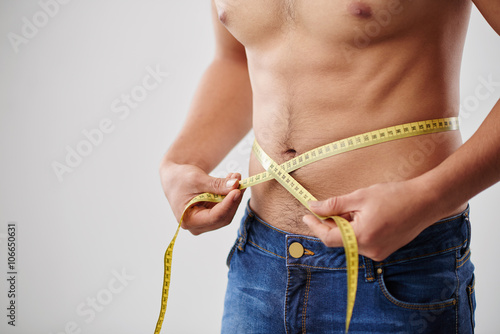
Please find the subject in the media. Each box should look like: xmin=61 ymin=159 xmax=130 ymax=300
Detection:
xmin=215 ymin=0 xmax=470 ymax=234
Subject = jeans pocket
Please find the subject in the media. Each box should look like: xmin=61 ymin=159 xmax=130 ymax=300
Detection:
xmin=467 ymin=274 xmax=476 ymax=330
xmin=378 ymin=251 xmax=457 ymax=310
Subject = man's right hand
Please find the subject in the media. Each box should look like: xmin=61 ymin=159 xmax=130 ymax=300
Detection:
xmin=160 ymin=162 xmax=244 ymax=235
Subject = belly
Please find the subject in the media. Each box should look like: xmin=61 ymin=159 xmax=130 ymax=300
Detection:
xmin=249 ymin=129 xmax=463 ymax=235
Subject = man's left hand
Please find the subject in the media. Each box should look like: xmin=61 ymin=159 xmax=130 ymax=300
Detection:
xmin=303 ymin=180 xmax=444 ymax=261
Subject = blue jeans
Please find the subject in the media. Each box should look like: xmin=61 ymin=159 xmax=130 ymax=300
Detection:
xmin=222 ymin=202 xmax=475 ymax=333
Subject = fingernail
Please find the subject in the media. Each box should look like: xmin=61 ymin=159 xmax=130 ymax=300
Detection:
xmin=233 ymin=191 xmax=241 ymax=202
xmin=226 ymin=179 xmax=237 ymax=188
xmin=308 ymin=201 xmax=321 ymax=208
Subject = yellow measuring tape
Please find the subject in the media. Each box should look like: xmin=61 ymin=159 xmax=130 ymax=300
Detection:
xmin=155 ymin=117 xmax=459 ymax=333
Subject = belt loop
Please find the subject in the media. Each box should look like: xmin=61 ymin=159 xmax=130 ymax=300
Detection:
xmin=463 ymin=207 xmax=471 ymax=252
xmin=363 ymin=256 xmax=376 ymax=283
xmin=237 ymin=208 xmax=253 ymax=251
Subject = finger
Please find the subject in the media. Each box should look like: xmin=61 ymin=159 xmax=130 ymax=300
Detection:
xmin=308 ymin=195 xmax=355 ymax=217
xmin=303 ymin=214 xmax=343 ymax=248
xmin=208 ymin=189 xmax=243 ymax=222
xmin=228 ymin=172 xmax=242 ymax=181
xmin=197 ymin=173 xmax=241 ymax=195
xmin=187 ymin=189 xmax=243 ymax=234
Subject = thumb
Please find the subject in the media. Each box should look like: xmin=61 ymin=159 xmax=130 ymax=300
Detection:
xmin=308 ymin=195 xmax=353 ymax=217
xmin=200 ymin=172 xmax=241 ymax=195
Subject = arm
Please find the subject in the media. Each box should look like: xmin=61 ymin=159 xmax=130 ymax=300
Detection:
xmin=304 ymin=3 xmax=500 ymax=261
xmin=421 ymin=0 xmax=500 ymax=208
xmin=160 ymin=1 xmax=252 ymax=235
xmin=473 ymin=0 xmax=500 ymax=35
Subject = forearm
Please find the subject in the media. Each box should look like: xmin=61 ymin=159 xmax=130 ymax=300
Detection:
xmin=163 ymin=56 xmax=252 ymax=173
xmin=418 ymin=99 xmax=500 ymax=218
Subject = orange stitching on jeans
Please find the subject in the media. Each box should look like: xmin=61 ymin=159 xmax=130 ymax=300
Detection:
xmin=364 ymin=257 xmax=375 ymax=282
xmin=456 ymin=248 xmax=470 ymax=266
xmin=433 ymin=216 xmax=461 ymax=226
xmin=378 ymin=275 xmax=457 ymax=310
xmin=432 ymin=208 xmax=468 ymax=226
xmin=288 ymin=263 xmax=365 ymax=271
xmin=468 ymin=278 xmax=475 ymax=294
xmin=285 ymin=268 xmax=291 ymax=334
xmin=248 ymin=240 xmax=286 ymax=259
xmin=460 ymin=247 xmax=471 ymax=258
xmin=302 ymin=269 xmax=311 ymax=334
xmin=304 ymin=249 xmax=315 ymax=256
xmin=379 ymin=239 xmax=467 ymax=266
xmin=456 ymin=251 xmax=471 ymax=269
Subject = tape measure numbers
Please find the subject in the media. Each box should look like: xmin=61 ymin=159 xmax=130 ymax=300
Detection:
xmin=154 ymin=117 xmax=459 ymax=334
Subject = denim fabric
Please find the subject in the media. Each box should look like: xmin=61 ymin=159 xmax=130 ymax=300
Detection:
xmin=221 ymin=202 xmax=475 ymax=334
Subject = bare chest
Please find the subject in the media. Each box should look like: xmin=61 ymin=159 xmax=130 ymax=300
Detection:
xmin=214 ymin=0 xmax=464 ymax=48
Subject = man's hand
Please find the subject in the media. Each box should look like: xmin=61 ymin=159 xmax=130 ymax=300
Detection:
xmin=303 ymin=180 xmax=444 ymax=261
xmin=160 ymin=162 xmax=244 ymax=235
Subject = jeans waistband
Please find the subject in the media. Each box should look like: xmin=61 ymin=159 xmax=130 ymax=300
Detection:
xmin=236 ymin=200 xmax=470 ymax=277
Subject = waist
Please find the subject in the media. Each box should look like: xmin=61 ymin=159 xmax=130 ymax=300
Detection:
xmin=237 ymin=201 xmax=471 ymax=268
xmin=249 ymin=128 xmax=463 ymax=234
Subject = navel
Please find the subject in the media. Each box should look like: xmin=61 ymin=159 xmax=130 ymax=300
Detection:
xmin=347 ymin=2 xmax=372 ymax=18
xmin=283 ymin=148 xmax=298 ymax=160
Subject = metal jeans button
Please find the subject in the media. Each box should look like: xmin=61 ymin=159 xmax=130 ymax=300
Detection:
xmin=289 ymin=242 xmax=304 ymax=259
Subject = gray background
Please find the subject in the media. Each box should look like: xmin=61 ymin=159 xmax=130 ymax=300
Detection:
xmin=0 ymin=1 xmax=499 ymax=333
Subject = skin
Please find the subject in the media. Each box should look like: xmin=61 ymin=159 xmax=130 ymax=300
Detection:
xmin=160 ymin=0 xmax=500 ymax=261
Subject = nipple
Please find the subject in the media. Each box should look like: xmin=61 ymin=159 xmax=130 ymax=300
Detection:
xmin=348 ymin=2 xmax=372 ymax=18
xmin=218 ymin=8 xmax=228 ymax=25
